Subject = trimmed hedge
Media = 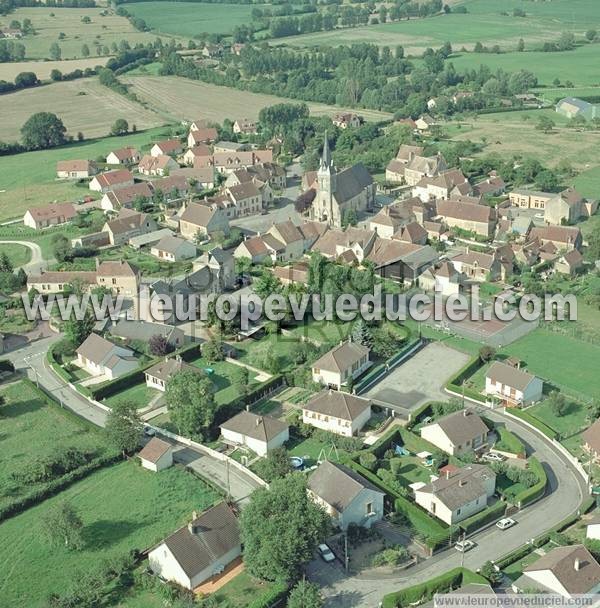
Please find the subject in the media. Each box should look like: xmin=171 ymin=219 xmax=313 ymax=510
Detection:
xmin=459 ymin=499 xmax=506 ymax=535
xmin=246 ymin=581 xmax=289 ymax=608
xmin=445 ymin=356 xmax=486 ymax=402
xmin=506 ymin=408 xmax=558 ymax=440
xmin=496 ymin=543 xmax=535 ymax=569
xmin=47 ymin=342 xmax=75 ymax=384
xmin=382 ymin=568 xmax=487 ymax=608
xmin=0 ymin=359 xmax=14 ymax=373
xmin=515 ymin=457 xmax=547 ymax=507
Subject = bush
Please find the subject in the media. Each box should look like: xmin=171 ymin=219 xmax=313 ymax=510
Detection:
xmin=372 ymin=545 xmax=409 ymax=567
xmin=359 ymin=452 xmax=378 ymax=472
xmin=514 ymin=457 xmax=547 ymax=506
xmin=246 ymin=581 xmax=289 ymax=608
xmin=458 ymin=500 xmax=506 ymax=535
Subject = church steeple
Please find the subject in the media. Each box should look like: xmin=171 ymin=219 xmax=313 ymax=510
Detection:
xmin=320 ymin=131 xmax=332 ymax=171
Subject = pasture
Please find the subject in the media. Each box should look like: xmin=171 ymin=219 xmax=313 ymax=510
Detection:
xmin=0 ymin=243 xmax=31 ymax=267
xmin=3 ymin=7 xmax=159 ymax=60
xmin=0 ymin=461 xmax=219 ymax=608
xmin=0 ymin=57 xmax=109 ymax=82
xmin=122 ymin=74 xmax=393 ymax=123
xmin=124 ymin=1 xmax=263 ymax=36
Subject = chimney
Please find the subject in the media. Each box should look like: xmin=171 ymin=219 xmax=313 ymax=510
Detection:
xmin=446 ymin=469 xmax=451 ymax=480
xmin=256 ymin=416 xmax=263 ymax=426
xmin=246 ymin=404 xmax=250 ymax=412
xmin=95 ymin=257 xmax=100 ymax=270
xmin=574 ymin=558 xmax=581 ymax=571
xmin=459 ymin=479 xmax=467 ymax=487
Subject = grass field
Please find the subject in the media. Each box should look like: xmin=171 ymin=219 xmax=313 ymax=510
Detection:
xmin=124 ymin=1 xmax=262 ymax=36
xmin=0 ymin=461 xmax=219 ymax=607
xmin=0 ymin=57 xmax=109 ymax=82
xmin=0 ymin=381 xmax=110 ymax=511
xmin=574 ymin=166 xmax=600 ymax=199
xmin=104 ymin=381 xmax=159 ymax=409
xmin=0 ymin=243 xmax=31 ymax=267
xmin=0 ymin=77 xmax=163 ymax=142
xmin=3 ymin=7 xmax=160 ymax=60
xmin=527 ymin=397 xmax=590 ymax=438
xmin=122 ymin=75 xmax=393 ymax=124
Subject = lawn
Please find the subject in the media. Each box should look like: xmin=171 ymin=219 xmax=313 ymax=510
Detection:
xmin=494 ymin=426 xmax=525 ymax=455
xmin=0 ymin=461 xmax=219 ymax=608
xmin=233 ymin=333 xmax=297 ymax=372
xmin=103 ymin=381 xmax=160 ymax=409
xmin=0 ymin=380 xmax=110 ymax=511
xmin=0 ymin=243 xmax=31 ymax=268
xmin=124 ymin=2 xmax=263 ymax=36
xmin=393 ymin=456 xmax=434 ymax=485
xmin=574 ymin=165 xmax=600 ymax=200
xmin=502 ymin=329 xmax=600 ymax=400
xmin=212 ymin=570 xmax=277 ymax=608
xmin=502 ymin=545 xmax=549 ymax=582
xmin=287 ymin=434 xmax=346 ymax=468
xmin=527 ymin=398 xmax=590 ymax=438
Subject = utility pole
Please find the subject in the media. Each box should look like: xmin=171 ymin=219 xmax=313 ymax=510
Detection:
xmin=226 ymin=457 xmax=231 ymax=501
xmin=344 ymin=533 xmax=349 ymax=572
xmin=460 ymin=531 xmax=466 ymax=568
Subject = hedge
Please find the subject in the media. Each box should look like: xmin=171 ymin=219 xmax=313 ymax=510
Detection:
xmin=0 ymin=359 xmax=14 ymax=373
xmin=407 ymin=401 xmax=435 ymax=428
xmin=515 ymin=457 xmax=547 ymax=507
xmin=47 ymin=342 xmax=75 ymax=384
xmin=445 ymin=356 xmax=486 ymax=402
xmin=495 ymin=543 xmax=536 ymax=570
xmin=382 ymin=568 xmax=487 ymax=608
xmin=458 ymin=500 xmax=506 ymax=535
xmin=246 ymin=581 xmax=288 ymax=608
xmin=506 ymin=408 xmax=558 ymax=440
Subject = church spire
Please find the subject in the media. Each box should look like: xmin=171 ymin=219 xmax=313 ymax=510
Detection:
xmin=320 ymin=131 xmax=332 ymax=170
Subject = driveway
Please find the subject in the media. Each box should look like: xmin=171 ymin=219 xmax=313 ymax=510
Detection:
xmin=0 ymin=239 xmax=47 ymax=274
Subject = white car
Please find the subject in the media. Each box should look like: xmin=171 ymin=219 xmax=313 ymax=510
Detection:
xmin=496 ymin=518 xmax=516 ymax=530
xmin=455 ymin=540 xmax=475 ymax=553
xmin=318 ymin=543 xmax=336 ymax=563
xmin=482 ymin=452 xmax=505 ymax=463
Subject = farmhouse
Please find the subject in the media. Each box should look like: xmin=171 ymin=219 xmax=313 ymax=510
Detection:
xmin=151 ymin=235 xmax=197 ymax=262
xmin=144 ymin=357 xmax=201 ymax=392
xmin=75 ymin=333 xmax=138 ymax=379
xmin=148 ymin=502 xmax=241 ymax=591
xmin=56 ymin=159 xmax=97 ymax=179
xmin=435 ymin=199 xmax=497 ymax=238
xmin=100 ymin=182 xmax=153 ymax=212
xmin=138 ymin=437 xmax=174 ymax=472
xmin=312 ymin=340 xmax=371 ymax=390
xmin=220 ymin=411 xmax=289 ymax=457
xmin=332 ymin=112 xmax=362 ymax=129
xmin=414 ymin=464 xmax=496 ymax=525
xmin=89 ymin=169 xmax=135 ymax=193
xmin=302 ymin=390 xmax=372 ymax=437
xmin=96 ymin=260 xmax=140 ymax=296
xmin=582 ymin=419 xmax=600 ymax=463
xmin=182 ymin=144 xmax=211 ymax=166
xmin=554 ymin=249 xmax=584 ymax=276
xmin=529 ymin=226 xmax=582 ymax=251
xmin=179 ymin=202 xmax=230 ymax=240
xmin=485 ymin=361 xmax=543 ymax=406
xmin=23 ymin=203 xmax=76 ymax=230
xmin=308 ymin=461 xmax=384 ymax=530
xmin=151 ymin=139 xmax=183 ymax=157
xmin=27 ymin=270 xmax=98 ymax=293
xmin=513 ymin=545 xmax=600 ymax=597
xmin=102 ymin=208 xmax=158 ymax=246
xmin=420 ymin=409 xmax=489 ymax=456
xmin=451 ymin=250 xmax=501 ymax=282
xmin=138 ymin=154 xmax=179 ymax=177
xmin=106 ymin=147 xmax=140 ymax=165
xmin=385 ymin=144 xmax=425 ymax=183
xmin=233 ymin=118 xmax=258 ymax=134
xmin=187 ymin=127 xmax=218 ymax=147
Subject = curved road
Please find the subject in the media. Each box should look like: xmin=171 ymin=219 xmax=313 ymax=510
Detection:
xmin=307 ymin=405 xmax=587 ymax=608
xmin=0 ymin=239 xmax=46 ymax=273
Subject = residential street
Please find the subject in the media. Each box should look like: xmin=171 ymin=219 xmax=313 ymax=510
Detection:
xmin=0 ymin=239 xmax=48 ymax=274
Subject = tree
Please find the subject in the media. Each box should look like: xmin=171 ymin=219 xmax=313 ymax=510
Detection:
xmin=63 ymin=311 xmax=95 ymax=347
xmin=253 ymin=268 xmax=281 ymax=299
xmin=110 ymin=118 xmax=129 ymax=136
xmin=52 ymin=233 xmax=72 ymax=262
xmin=536 ymin=115 xmax=555 ymax=134
xmin=49 ymin=42 xmax=61 ymax=60
xmin=287 ymin=580 xmax=323 ymax=608
xmin=148 ymin=334 xmax=173 ymax=356
xmin=351 ymin=319 xmax=373 ymax=349
xmin=50 ymin=68 xmax=62 ymax=81
xmin=0 ymin=251 xmax=12 ymax=273
xmin=535 ymin=169 xmax=559 ymax=192
xmin=478 ymin=345 xmax=496 ymax=362
xmin=166 ymin=370 xmax=216 ymax=438
xmin=81 ymin=43 xmax=90 ymax=57
xmin=517 ymin=38 xmax=525 ymax=52
xmin=255 ymin=446 xmax=292 ymax=482
xmin=586 ymin=29 xmax=598 ymax=42
xmin=105 ymin=399 xmax=143 ymax=455
xmin=232 ymin=365 xmax=250 ymax=398
xmin=21 ymin=112 xmax=67 ymax=150
xmin=480 ymin=560 xmax=502 ymax=586
xmin=548 ymin=390 xmax=568 ymax=417
xmin=240 ymin=475 xmax=330 ymax=582
xmin=41 ymin=501 xmax=84 ymax=550
xmin=203 ymin=335 xmax=225 ymax=362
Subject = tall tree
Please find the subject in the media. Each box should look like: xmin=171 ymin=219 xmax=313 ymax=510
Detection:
xmin=63 ymin=311 xmax=95 ymax=347
xmin=240 ymin=474 xmax=330 ymax=582
xmin=105 ymin=399 xmax=143 ymax=455
xmin=21 ymin=112 xmax=67 ymax=150
xmin=41 ymin=501 xmax=84 ymax=550
xmin=287 ymin=580 xmax=323 ymax=608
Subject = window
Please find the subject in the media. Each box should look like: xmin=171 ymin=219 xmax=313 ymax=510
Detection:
xmin=366 ymin=502 xmax=373 ymax=516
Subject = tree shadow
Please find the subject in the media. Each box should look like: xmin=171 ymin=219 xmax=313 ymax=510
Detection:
xmin=1 ymin=398 xmax=43 ymax=418
xmin=325 ymin=590 xmax=365 ymax=607
xmin=82 ymin=519 xmax=144 ymax=551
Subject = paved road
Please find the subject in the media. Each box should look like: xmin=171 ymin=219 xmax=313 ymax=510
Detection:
xmin=6 ymin=335 xmax=263 ymax=504
xmin=0 ymin=239 xmax=47 ymax=274
xmin=307 ymin=405 xmax=587 ymax=608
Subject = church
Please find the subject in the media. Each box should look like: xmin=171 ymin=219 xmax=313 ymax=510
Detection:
xmin=308 ymin=134 xmax=375 ymax=228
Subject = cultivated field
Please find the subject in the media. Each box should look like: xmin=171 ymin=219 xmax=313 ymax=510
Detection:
xmin=0 ymin=78 xmax=163 ymax=142
xmin=0 ymin=57 xmax=109 ymax=82
xmin=124 ymin=1 xmax=263 ymax=36
xmin=122 ymin=74 xmax=394 ymax=123
xmin=2 ymin=7 xmax=162 ymax=60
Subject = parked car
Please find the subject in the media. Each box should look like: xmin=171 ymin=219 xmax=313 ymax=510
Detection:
xmin=455 ymin=540 xmax=475 ymax=553
xmin=496 ymin=518 xmax=516 ymax=530
xmin=482 ymin=452 xmax=505 ymax=463
xmin=144 ymin=425 xmax=156 ymax=437
xmin=318 ymin=543 xmax=336 ymax=563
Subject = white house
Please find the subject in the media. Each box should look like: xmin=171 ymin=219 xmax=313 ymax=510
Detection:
xmin=311 ymin=341 xmax=371 ymax=390
xmin=419 ymin=260 xmax=463 ymax=297
xmin=413 ymin=464 xmax=496 ymax=525
xmin=148 ymin=502 xmax=241 ymax=591
xmin=586 ymin=514 xmax=600 ymax=541
xmin=513 ymin=545 xmax=600 ymax=597
xmin=485 ymin=361 xmax=543 ymax=407
xmin=56 ymin=159 xmax=97 ymax=179
xmin=23 ymin=203 xmax=76 ymax=230
xmin=106 ymin=147 xmax=140 ymax=165
xmin=75 ymin=333 xmax=138 ymax=379
xmin=307 ymin=461 xmax=384 ymax=530
xmin=138 ymin=437 xmax=174 ymax=472
xmin=420 ymin=409 xmax=489 ymax=456
xmin=302 ymin=390 xmax=372 ymax=437
xmin=144 ymin=357 xmax=202 ymax=392
xmin=151 ymin=235 xmax=197 ymax=262
xmin=89 ymin=169 xmax=134 ymax=193
xmin=220 ymin=411 xmax=289 ymax=457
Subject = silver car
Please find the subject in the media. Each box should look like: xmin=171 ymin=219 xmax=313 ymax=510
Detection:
xmin=318 ymin=543 xmax=336 ymax=563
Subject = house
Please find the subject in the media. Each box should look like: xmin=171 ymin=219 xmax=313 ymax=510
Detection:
xmin=193 ymin=247 xmax=235 ymax=290
xmin=332 ymin=112 xmax=363 ymax=129
xmin=312 ymin=340 xmax=371 ymax=390
xmin=272 ymin=262 xmax=310 ymax=286
xmin=226 ymin=182 xmax=263 ymax=216
xmin=529 ymin=225 xmax=582 ymax=251
xmin=56 ymin=159 xmax=97 ymax=179
xmin=148 ymin=502 xmax=241 ymax=591
xmin=419 ymin=260 xmax=463 ymax=296
xmin=369 ymin=205 xmax=403 ymax=239
xmin=220 ymin=411 xmax=289 ymax=457
xmin=89 ymin=169 xmax=134 ymax=193
xmin=151 ymin=235 xmax=197 ymax=262
xmin=420 ymin=409 xmax=489 ymax=456
xmin=138 ymin=154 xmax=179 ymax=177
xmin=171 ymin=166 xmax=215 ymax=190
xmin=556 ymin=97 xmax=600 ymax=121
xmin=195 ymin=150 xmax=273 ymax=174
xmin=509 ymin=188 xmax=554 ymax=210
xmin=415 ymin=114 xmax=436 ymax=131
xmin=512 ymin=544 xmax=600 ymax=597
xmin=75 ymin=333 xmax=138 ymax=379
xmin=308 ymin=135 xmax=375 ymax=228
xmin=473 ymin=172 xmax=506 ymax=197
xmin=202 ymin=42 xmax=222 ymax=58
xmin=586 ymin=514 xmax=600 ymax=541
xmin=106 ymin=147 xmax=140 ymax=165
xmin=451 ymin=250 xmax=501 ymax=282
xmin=436 ymin=199 xmax=497 ymax=238
xmin=182 ymin=144 xmax=211 ymax=166
xmin=102 ymin=208 xmax=158 ymax=246
xmin=100 ymin=182 xmax=153 ymax=212
xmin=23 ymin=203 xmax=76 ymax=230
xmin=302 ymin=390 xmax=372 ymax=437
xmin=233 ymin=118 xmax=258 ymax=135
xmin=544 ymin=188 xmax=596 ymax=226
xmin=414 ymin=464 xmax=496 ymax=525
xmin=129 ymin=228 xmax=174 ymax=251
xmin=413 ymin=169 xmax=471 ymax=202
xmin=404 ymin=153 xmax=447 ymax=187
xmin=213 ymin=141 xmax=250 ymax=154
xmin=394 ymin=222 xmax=428 ymax=245
xmin=96 ymin=260 xmax=139 ymax=296
xmin=582 ymin=419 xmax=600 ymax=463
xmin=27 ymin=270 xmax=98 ymax=294
xmin=150 ymin=175 xmax=190 ymax=202
xmin=144 ymin=357 xmax=201 ymax=392
xmin=385 ymin=145 xmax=425 ymax=183
xmin=187 ymin=127 xmax=218 ymax=148
xmin=108 ymin=320 xmax=185 ymax=351
xmin=151 ymin=139 xmax=183 ymax=157
xmin=138 ymin=437 xmax=174 ymax=472
xmin=554 ymin=249 xmax=584 ymax=276
xmin=0 ymin=28 xmax=23 ymax=39
xmin=485 ymin=361 xmax=543 ymax=406
xmin=179 ymin=202 xmax=230 ymax=240
xmin=308 ymin=461 xmax=384 ymax=530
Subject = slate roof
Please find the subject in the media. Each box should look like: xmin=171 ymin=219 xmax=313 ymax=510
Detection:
xmin=76 ymin=333 xmax=127 ymax=364
xmin=332 ymin=163 xmax=373 ymax=206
